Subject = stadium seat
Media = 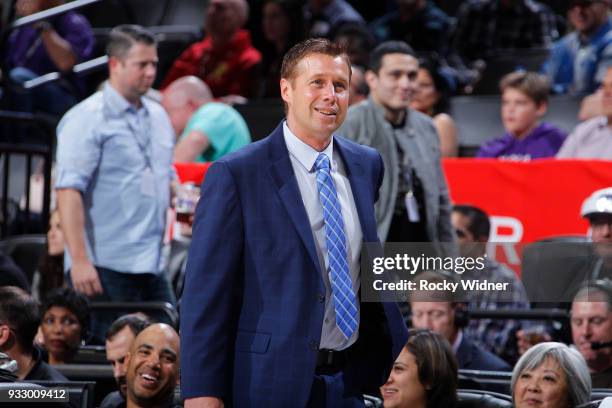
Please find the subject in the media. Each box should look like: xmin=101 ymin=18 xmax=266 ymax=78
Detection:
xmin=364 ymin=394 xmax=383 ymax=407
xmin=234 ymin=99 xmax=285 ymax=141
xmin=54 ymin=365 xmax=113 ymax=408
xmin=459 ymin=369 xmax=511 ymax=394
xmin=452 ymin=94 xmax=581 ymax=157
xmin=0 ymin=234 xmax=46 ymax=284
xmin=0 ymin=381 xmax=71 ymax=407
xmin=32 ymin=380 xmax=95 ymax=408
xmin=471 ymin=48 xmax=551 ymax=95
xmin=457 ymin=390 xmax=513 ymax=408
xmin=521 ymin=241 xmax=595 ymax=302
xmin=593 ymin=390 xmax=612 ymax=401
xmin=71 ymin=345 xmax=107 ymax=365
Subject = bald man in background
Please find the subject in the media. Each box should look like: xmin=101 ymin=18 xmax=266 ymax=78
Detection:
xmin=162 ymin=76 xmax=251 ymax=163
xmin=123 ymin=323 xmax=180 ymax=408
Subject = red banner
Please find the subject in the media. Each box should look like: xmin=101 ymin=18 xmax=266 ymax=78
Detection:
xmin=174 ymin=162 xmax=212 ymax=185
xmin=443 ymin=159 xmax=612 ymax=243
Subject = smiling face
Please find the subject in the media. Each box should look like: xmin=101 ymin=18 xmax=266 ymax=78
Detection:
xmin=513 ymin=358 xmax=570 ymax=408
xmin=380 ymin=347 xmax=427 ymax=408
xmin=125 ymin=324 xmax=179 ymax=407
xmin=367 ymin=53 xmax=419 ymax=115
xmin=571 ymin=297 xmax=612 ymax=370
xmin=281 ymin=53 xmax=350 ymax=150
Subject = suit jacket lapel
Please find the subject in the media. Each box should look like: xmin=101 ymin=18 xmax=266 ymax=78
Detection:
xmin=268 ymin=123 xmax=322 ymax=277
xmin=335 ymin=136 xmax=378 ymax=242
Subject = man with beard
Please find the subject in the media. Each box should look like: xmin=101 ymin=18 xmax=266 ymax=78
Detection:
xmin=122 ymin=324 xmax=180 ymax=408
xmin=101 ymin=314 xmax=152 ymax=408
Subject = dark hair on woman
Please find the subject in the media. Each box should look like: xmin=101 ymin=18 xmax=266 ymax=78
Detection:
xmin=42 ymin=287 xmax=90 ymax=340
xmin=418 ymin=56 xmax=453 ymax=116
xmin=405 ymin=329 xmax=458 ymax=408
xmin=37 ymin=254 xmax=64 ymax=302
xmin=262 ymin=0 xmax=305 ymax=49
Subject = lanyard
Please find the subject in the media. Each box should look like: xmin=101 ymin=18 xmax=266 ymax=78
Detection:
xmin=126 ymin=107 xmax=153 ymax=170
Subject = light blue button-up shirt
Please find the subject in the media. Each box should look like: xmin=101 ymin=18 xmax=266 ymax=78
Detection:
xmin=283 ymin=122 xmax=362 ymax=350
xmin=55 ymin=82 xmax=175 ymax=274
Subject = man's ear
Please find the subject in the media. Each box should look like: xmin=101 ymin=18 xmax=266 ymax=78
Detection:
xmin=280 ymin=78 xmax=291 ymax=106
xmin=0 ymin=325 xmax=11 ymax=349
xmin=108 ymin=56 xmax=120 ymax=72
xmin=123 ymin=351 xmax=132 ymax=371
xmin=365 ymin=70 xmax=377 ymax=91
xmin=536 ymin=101 xmax=548 ymax=118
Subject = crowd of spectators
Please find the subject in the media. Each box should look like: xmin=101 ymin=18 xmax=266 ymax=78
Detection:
xmin=0 ymin=0 xmax=611 ymax=407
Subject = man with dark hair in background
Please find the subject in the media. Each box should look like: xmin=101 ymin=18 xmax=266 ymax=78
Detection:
xmin=452 ymin=204 xmax=530 ymax=364
xmin=370 ymin=0 xmax=451 ymax=56
xmin=181 ymin=38 xmax=407 ymax=407
xmin=55 ymin=25 xmax=176 ymax=342
xmin=340 ymin=41 xmax=455 ymax=246
xmin=0 ymin=286 xmax=66 ymax=381
xmin=101 ymin=314 xmax=152 ymax=408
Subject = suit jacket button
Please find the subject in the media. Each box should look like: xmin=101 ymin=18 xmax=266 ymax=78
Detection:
xmin=309 ymin=340 xmax=319 ymax=351
xmin=317 ymin=294 xmax=325 ymax=303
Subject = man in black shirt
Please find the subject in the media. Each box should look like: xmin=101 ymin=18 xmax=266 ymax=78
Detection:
xmin=0 ymin=286 xmax=66 ymax=381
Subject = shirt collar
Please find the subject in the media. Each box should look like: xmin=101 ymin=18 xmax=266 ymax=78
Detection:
xmin=283 ymin=121 xmax=336 ymax=173
xmin=103 ymin=82 xmax=148 ymax=117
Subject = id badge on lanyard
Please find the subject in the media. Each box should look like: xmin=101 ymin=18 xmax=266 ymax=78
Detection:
xmin=128 ymin=111 xmax=156 ymax=197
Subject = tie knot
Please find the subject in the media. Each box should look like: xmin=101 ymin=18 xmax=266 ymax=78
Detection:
xmin=314 ymin=153 xmax=331 ymax=172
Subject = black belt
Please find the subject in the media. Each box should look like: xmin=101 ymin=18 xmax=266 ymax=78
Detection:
xmin=315 ymin=346 xmax=354 ymax=375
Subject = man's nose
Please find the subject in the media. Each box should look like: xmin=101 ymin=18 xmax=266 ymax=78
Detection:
xmin=398 ymin=75 xmax=411 ymax=89
xmin=321 ymin=82 xmax=336 ymax=99
xmin=113 ymin=363 xmax=123 ymax=379
xmin=145 ymin=64 xmax=156 ymax=78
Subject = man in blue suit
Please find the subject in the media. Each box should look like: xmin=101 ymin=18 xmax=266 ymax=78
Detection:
xmin=180 ymin=38 xmax=408 ymax=407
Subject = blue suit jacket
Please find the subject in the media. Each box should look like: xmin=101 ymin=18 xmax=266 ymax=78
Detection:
xmin=180 ymin=123 xmax=408 ymax=407
xmin=456 ymin=336 xmax=511 ymax=372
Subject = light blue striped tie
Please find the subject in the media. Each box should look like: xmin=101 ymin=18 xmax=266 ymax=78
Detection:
xmin=314 ymin=153 xmax=358 ymax=339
